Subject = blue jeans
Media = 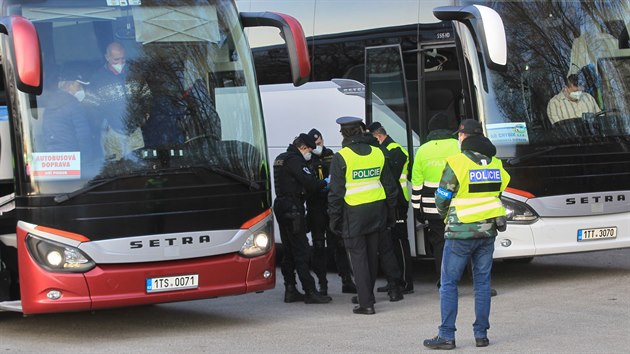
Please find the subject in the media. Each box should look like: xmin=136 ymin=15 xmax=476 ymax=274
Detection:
xmin=438 ymin=237 xmax=495 ymax=340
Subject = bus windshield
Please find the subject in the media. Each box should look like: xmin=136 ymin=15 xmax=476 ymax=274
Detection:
xmin=464 ymin=0 xmax=629 ymax=151
xmin=15 ymin=0 xmax=266 ymax=196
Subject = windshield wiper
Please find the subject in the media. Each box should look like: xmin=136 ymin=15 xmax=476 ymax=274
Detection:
xmin=54 ymin=166 xmax=260 ymax=204
xmin=505 ymin=141 xmax=613 ymax=166
xmin=54 ymin=175 xmax=133 ymax=204
xmin=506 ymin=146 xmax=558 ymax=166
xmin=189 ymin=166 xmax=260 ymax=190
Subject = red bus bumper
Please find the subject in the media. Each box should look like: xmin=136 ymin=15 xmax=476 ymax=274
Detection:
xmin=18 ymin=246 xmax=275 ymax=315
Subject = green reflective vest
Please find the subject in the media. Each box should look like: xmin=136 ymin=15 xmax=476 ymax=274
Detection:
xmin=386 ymin=141 xmax=410 ymax=201
xmin=338 ymin=146 xmax=386 ymax=206
xmin=446 ymin=153 xmax=511 ymax=223
xmin=412 ymin=138 xmax=460 ymax=188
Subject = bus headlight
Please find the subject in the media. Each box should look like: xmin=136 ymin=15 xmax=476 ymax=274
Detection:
xmin=501 ymin=197 xmax=539 ymax=224
xmin=26 ymin=235 xmax=95 ymax=272
xmin=239 ymin=231 xmax=272 ymax=258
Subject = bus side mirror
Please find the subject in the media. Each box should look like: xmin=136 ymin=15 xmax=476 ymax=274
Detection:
xmin=0 ymin=16 xmax=43 ymax=95
xmin=240 ymin=12 xmax=311 ymax=86
xmin=434 ymin=5 xmax=507 ymax=71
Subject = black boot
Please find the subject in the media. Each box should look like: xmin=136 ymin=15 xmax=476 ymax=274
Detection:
xmin=304 ymin=290 xmax=332 ymax=304
xmin=318 ymin=281 xmax=328 ymax=296
xmin=402 ymin=281 xmax=414 ymax=294
xmin=341 ymin=275 xmax=357 ymax=294
xmin=376 ymin=283 xmax=390 ymax=293
xmin=284 ymin=284 xmax=305 ymax=303
xmin=388 ymin=284 xmax=404 ymax=302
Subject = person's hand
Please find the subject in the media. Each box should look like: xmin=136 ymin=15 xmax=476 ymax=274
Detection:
xmin=387 ymin=208 xmax=396 ymax=229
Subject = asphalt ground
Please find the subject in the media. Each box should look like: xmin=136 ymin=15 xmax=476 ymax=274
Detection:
xmin=1 ymin=248 xmax=629 ymax=353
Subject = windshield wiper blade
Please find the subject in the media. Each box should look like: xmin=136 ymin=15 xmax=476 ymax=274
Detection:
xmin=54 ymin=166 xmax=260 ymax=204
xmin=505 ymin=141 xmax=605 ymax=166
xmin=189 ymin=166 xmax=260 ymax=190
xmin=54 ymin=175 xmax=128 ymax=204
xmin=506 ymin=146 xmax=557 ymax=166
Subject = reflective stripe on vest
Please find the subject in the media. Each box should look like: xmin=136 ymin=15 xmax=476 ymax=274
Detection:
xmin=446 ymin=153 xmax=511 ymax=223
xmin=386 ymin=141 xmax=410 ymax=201
xmin=338 ymin=146 xmax=386 ymax=206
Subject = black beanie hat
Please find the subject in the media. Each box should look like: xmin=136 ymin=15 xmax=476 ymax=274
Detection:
xmin=428 ymin=113 xmax=452 ymax=132
xmin=298 ymin=133 xmax=316 ymax=149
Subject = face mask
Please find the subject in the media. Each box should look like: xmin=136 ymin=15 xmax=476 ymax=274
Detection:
xmin=313 ymin=145 xmax=323 ymax=156
xmin=569 ymin=91 xmax=582 ymax=101
xmin=74 ymin=89 xmax=86 ymax=102
xmin=303 ymin=152 xmax=312 ymax=161
xmin=111 ymin=63 xmax=125 ymax=74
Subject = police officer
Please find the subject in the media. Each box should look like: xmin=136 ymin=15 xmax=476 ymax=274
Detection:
xmin=328 ymin=117 xmax=399 ymax=315
xmin=368 ymin=122 xmax=414 ymax=295
xmin=273 ymin=133 xmax=332 ymax=304
xmin=411 ymin=113 xmax=459 ymax=288
xmin=424 ymin=119 xmax=510 ymax=349
xmin=306 ymin=128 xmax=357 ymax=296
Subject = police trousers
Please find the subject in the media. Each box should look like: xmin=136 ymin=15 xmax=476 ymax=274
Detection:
xmin=274 ymin=198 xmax=317 ymax=292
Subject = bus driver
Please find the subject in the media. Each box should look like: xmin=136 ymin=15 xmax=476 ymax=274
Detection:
xmin=546 ymin=74 xmax=600 ymax=126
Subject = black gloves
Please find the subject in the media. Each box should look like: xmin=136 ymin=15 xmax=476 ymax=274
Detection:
xmin=387 ymin=208 xmax=396 ymax=229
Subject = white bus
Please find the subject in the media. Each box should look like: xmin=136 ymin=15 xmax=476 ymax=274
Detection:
xmin=241 ymin=0 xmax=630 ymax=262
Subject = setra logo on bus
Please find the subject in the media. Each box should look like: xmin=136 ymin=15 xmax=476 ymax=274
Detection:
xmin=130 ymin=235 xmax=211 ymax=249
xmin=352 ymin=167 xmax=381 ymax=180
xmin=566 ymin=194 xmax=626 ymax=205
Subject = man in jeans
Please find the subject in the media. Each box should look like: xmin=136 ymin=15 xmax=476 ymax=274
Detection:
xmin=424 ymin=119 xmax=510 ymax=350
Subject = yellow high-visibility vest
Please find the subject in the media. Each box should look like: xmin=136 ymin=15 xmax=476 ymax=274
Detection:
xmin=446 ymin=153 xmax=510 ymax=223
xmin=338 ymin=146 xmax=386 ymax=206
xmin=386 ymin=141 xmax=410 ymax=201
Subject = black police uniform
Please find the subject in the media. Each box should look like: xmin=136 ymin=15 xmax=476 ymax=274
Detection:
xmin=379 ymin=134 xmax=414 ymax=293
xmin=328 ymin=117 xmax=400 ymax=314
xmin=273 ymin=136 xmax=329 ymax=303
xmin=306 ymin=133 xmax=355 ymax=295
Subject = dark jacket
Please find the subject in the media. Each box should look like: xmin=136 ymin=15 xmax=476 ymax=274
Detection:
xmin=41 ymin=89 xmax=99 ymax=160
xmin=328 ymin=133 xmax=399 ymax=238
xmin=381 ymin=135 xmax=409 ymax=210
xmin=89 ymin=65 xmax=151 ymax=133
xmin=273 ymin=144 xmax=326 ymax=215
xmin=306 ymin=146 xmax=334 ymax=209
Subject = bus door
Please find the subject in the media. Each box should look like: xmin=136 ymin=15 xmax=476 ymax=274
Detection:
xmin=364 ymin=44 xmax=422 ymax=256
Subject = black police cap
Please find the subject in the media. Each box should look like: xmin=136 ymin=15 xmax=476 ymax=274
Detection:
xmin=307 ymin=128 xmax=322 ymax=141
xmin=335 ymin=116 xmax=363 ymax=126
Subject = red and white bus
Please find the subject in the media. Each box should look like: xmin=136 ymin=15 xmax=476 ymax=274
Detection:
xmin=0 ymin=0 xmax=310 ymax=315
